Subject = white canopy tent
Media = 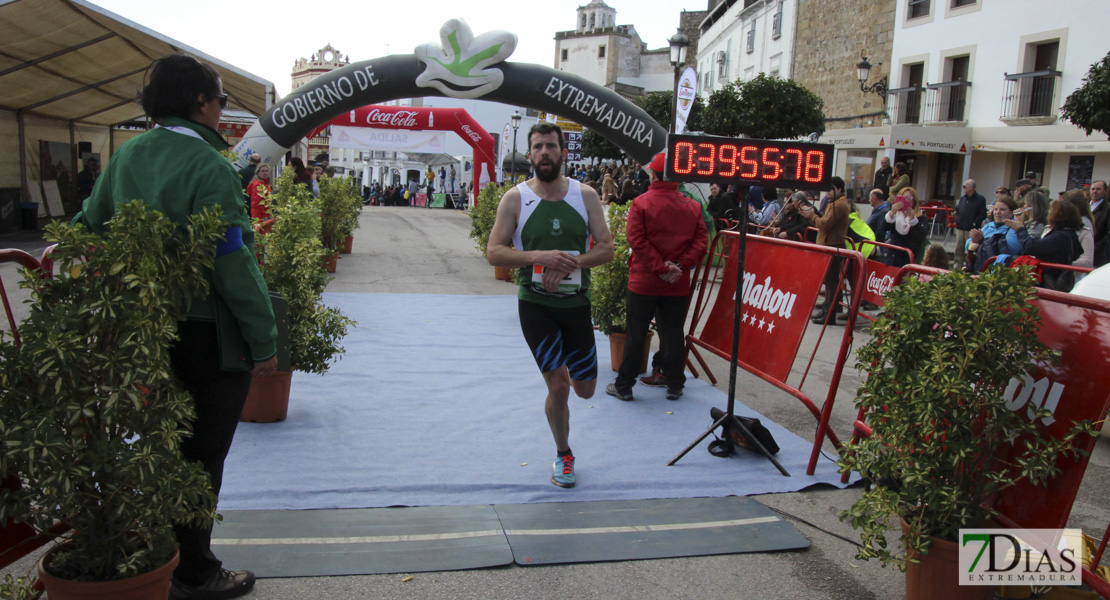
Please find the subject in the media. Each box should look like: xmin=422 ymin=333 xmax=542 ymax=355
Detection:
xmin=0 ymin=0 xmax=276 ymax=219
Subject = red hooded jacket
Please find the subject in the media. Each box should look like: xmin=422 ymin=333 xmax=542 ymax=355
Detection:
xmin=627 ymin=181 xmax=708 ymax=296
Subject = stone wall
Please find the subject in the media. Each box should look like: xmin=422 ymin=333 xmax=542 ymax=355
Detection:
xmin=793 ymin=0 xmax=896 ymax=126
xmin=679 ymin=10 xmax=708 ymax=70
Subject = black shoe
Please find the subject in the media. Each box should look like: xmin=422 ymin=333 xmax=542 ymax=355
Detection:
xmin=170 ymin=569 xmax=256 ymax=600
xmin=605 ymin=383 xmax=634 ymax=402
xmin=665 ymin=387 xmax=683 ymax=401
xmin=811 ymin=312 xmax=829 ymax=325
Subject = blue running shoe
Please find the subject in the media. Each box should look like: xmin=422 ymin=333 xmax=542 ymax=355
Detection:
xmin=551 ymin=454 xmax=576 ymax=488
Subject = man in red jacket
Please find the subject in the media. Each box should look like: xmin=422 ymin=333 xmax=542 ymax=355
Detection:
xmin=606 ymin=153 xmax=707 ymax=402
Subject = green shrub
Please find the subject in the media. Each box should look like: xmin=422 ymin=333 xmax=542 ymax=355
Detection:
xmin=0 ymin=201 xmax=223 ymax=584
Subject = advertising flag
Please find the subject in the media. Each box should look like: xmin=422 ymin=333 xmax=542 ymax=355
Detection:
xmin=675 ymin=67 xmax=698 ymax=135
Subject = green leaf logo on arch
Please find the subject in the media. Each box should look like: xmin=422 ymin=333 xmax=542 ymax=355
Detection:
xmin=415 ymin=19 xmax=517 ymax=99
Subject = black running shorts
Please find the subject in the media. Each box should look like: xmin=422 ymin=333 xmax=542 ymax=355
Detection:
xmin=518 ymin=299 xmax=598 ymax=381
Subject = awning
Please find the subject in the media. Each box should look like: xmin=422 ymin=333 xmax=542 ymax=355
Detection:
xmin=818 ymin=125 xmax=971 ymax=155
xmin=972 ymin=140 xmax=1110 ymax=153
xmin=0 ymin=0 xmax=276 ymax=127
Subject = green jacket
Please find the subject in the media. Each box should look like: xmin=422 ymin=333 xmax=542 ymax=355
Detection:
xmin=74 ymin=117 xmax=277 ymax=361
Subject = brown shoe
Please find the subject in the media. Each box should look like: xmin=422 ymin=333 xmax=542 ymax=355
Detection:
xmin=639 ymin=370 xmax=666 ymax=387
xmin=170 ymin=569 xmax=256 ymax=600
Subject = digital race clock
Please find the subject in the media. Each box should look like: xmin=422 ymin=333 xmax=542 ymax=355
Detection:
xmin=664 ymin=133 xmax=834 ymax=189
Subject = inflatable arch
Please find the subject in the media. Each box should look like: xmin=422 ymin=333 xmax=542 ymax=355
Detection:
xmin=306 ymin=105 xmax=496 ymax=198
xmin=232 ymin=18 xmax=667 ymax=204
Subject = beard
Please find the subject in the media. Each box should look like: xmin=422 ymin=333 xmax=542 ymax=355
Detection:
xmin=531 ymin=155 xmax=563 ymax=183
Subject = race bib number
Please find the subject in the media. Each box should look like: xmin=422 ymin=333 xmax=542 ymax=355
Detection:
xmin=532 ymin=251 xmax=581 ymax=294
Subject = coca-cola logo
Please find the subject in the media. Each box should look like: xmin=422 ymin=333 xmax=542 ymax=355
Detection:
xmin=460 ymin=124 xmax=482 ymax=143
xmin=866 ymin=272 xmax=894 ymax=296
xmin=365 ymin=108 xmax=419 ymax=128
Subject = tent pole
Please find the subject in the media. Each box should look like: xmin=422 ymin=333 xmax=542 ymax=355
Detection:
xmin=17 ymin=111 xmax=27 ymax=205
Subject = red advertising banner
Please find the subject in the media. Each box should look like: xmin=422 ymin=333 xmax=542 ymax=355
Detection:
xmin=697 ymin=236 xmax=830 ymax=383
xmin=993 ymin=292 xmax=1110 ymax=530
xmin=860 ymin=260 xmax=900 ymax=306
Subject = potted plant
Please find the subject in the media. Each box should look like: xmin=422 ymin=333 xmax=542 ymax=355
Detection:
xmin=837 ymin=267 xmax=1100 ymax=600
xmin=468 ymin=181 xmax=515 ymax=281
xmin=318 ymin=175 xmax=362 ymax=266
xmin=0 ymin=201 xmax=224 ymax=598
xmin=589 ymin=201 xmax=651 ymax=371
xmin=243 ymin=167 xmax=354 ymax=422
xmin=338 ymin=177 xmax=362 ymax=254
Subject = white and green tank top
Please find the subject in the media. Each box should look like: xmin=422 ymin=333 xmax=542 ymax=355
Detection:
xmin=513 ymin=179 xmax=592 ymax=307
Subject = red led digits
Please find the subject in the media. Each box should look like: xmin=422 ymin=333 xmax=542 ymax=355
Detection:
xmin=739 ymin=145 xmax=758 ymax=178
xmin=761 ymin=147 xmax=782 ymax=179
xmin=804 ymin=150 xmax=825 ymax=182
xmin=673 ymin=142 xmax=695 ymax=174
xmin=696 ymin=143 xmax=716 ymax=176
xmin=666 ymin=134 xmax=830 ymax=186
xmin=718 ymin=144 xmax=739 ymax=176
xmin=785 ymin=148 xmax=804 ymax=180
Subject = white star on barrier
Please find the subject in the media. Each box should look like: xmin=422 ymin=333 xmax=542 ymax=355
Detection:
xmin=767 ymin=320 xmax=776 ymax=333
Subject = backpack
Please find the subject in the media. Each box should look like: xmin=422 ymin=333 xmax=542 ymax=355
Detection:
xmin=707 ymin=407 xmax=780 ymax=457
xmin=971 ymin=231 xmax=1008 ymax=274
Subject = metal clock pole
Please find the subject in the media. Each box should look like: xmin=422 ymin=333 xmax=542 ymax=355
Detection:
xmin=668 ymin=178 xmax=790 ymax=476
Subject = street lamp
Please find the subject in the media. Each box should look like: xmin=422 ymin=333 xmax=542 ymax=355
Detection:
xmin=510 ymin=110 xmax=522 ymax=183
xmin=856 ymin=56 xmax=888 ymax=106
xmin=668 ymin=29 xmax=690 ymax=134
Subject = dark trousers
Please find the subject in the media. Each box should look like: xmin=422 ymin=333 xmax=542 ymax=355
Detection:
xmin=616 ymin=291 xmax=688 ymax=391
xmin=818 ymin=255 xmax=846 ymax=316
xmin=169 ymin=320 xmax=252 ymax=585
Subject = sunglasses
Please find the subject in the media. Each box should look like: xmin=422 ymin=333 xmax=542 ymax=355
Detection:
xmin=214 ymin=94 xmax=228 ymax=109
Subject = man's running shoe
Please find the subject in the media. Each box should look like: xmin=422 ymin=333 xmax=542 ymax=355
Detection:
xmin=666 ymin=387 xmax=683 ymax=401
xmin=552 ymin=455 xmax=576 ymax=488
xmin=639 ymin=369 xmax=666 ymax=387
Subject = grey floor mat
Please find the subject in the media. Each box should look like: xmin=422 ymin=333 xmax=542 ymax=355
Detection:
xmin=211 ymin=505 xmax=513 ymax=577
xmin=496 ymin=496 xmax=809 ymax=566
xmin=210 ymin=497 xmax=808 ymax=576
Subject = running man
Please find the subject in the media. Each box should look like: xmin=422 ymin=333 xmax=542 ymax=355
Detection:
xmin=486 ymin=122 xmax=614 ymax=488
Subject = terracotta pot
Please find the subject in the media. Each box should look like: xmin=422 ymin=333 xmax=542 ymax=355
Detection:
xmin=902 ymin=519 xmax=992 ymax=600
xmin=324 ymin=252 xmax=338 ymax=273
xmin=240 ymin=370 xmax=293 ymax=423
xmin=494 ymin=265 xmax=514 ymax=282
xmin=608 ymin=330 xmax=653 ymax=373
xmin=38 ymin=546 xmax=179 ymax=600
xmin=341 ymin=236 xmax=354 ymax=254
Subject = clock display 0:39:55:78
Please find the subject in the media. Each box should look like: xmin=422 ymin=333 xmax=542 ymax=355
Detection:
xmin=664 ymin=134 xmax=834 ymax=188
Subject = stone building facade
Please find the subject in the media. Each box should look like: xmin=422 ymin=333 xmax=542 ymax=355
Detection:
xmin=554 ymin=0 xmax=704 ymax=99
xmin=792 ymin=0 xmax=896 ymax=126
xmin=291 ymin=44 xmax=351 ymax=163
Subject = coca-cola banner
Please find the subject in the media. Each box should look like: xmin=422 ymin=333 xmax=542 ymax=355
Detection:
xmin=330 ymin=126 xmax=447 ymax=153
xmin=232 ymin=19 xmax=664 ymax=173
xmin=697 ymin=236 xmax=832 ymax=382
xmin=860 ymin=260 xmax=900 ymax=306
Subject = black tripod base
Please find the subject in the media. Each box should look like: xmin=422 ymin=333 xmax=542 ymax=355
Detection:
xmin=668 ymin=412 xmax=790 ymax=477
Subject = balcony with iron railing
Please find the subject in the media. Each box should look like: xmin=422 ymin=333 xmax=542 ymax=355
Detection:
xmin=886 ymin=86 xmax=925 ymax=125
xmin=923 ymin=81 xmax=972 ymax=125
xmin=1000 ymin=70 xmax=1061 ymax=125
